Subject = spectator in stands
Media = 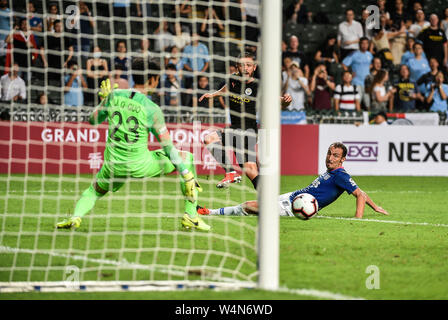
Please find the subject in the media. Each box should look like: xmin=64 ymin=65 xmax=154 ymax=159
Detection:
xmin=240 ymin=0 xmax=260 ymax=43
xmin=193 ymin=75 xmax=212 ymax=108
xmin=181 ymin=31 xmax=210 ymax=106
xmin=370 ymin=18 xmax=406 ymax=64
xmin=425 ymin=71 xmax=448 ymax=113
xmin=199 ymin=7 xmax=224 ymax=38
xmin=417 ymin=57 xmax=442 ymax=96
xmin=368 ymin=69 xmax=396 ymax=112
xmin=134 ymin=38 xmax=151 ymax=61
xmin=406 ymin=41 xmax=430 ymax=83
xmin=394 ymin=64 xmax=419 ymax=112
xmin=161 ymin=63 xmax=181 ymax=107
xmin=310 ymin=63 xmax=335 ymax=110
xmin=342 ymin=37 xmax=373 ymax=90
xmin=389 ymin=0 xmax=411 ymax=30
xmin=417 ymin=14 xmax=448 ymax=70
xmin=283 ymin=35 xmax=309 ymax=79
xmin=281 ymin=40 xmax=288 ymax=54
xmin=173 ymin=22 xmax=191 ymax=51
xmin=37 ymin=92 xmax=48 ymax=105
xmin=372 ymin=111 xmax=389 ymax=125
xmin=86 ymin=46 xmax=109 ymax=106
xmin=40 ymin=20 xmax=74 ymax=85
xmin=45 ymin=2 xmax=62 ymax=33
xmin=27 ymin=1 xmax=43 ymax=47
xmin=314 ymin=33 xmax=339 ymax=78
xmin=5 ymin=18 xmax=41 ymax=82
xmin=110 ymin=63 xmax=129 ymax=89
xmin=136 ymin=0 xmax=151 ymax=19
xmin=364 ymin=57 xmax=384 ymax=90
xmin=64 ymin=61 xmax=87 ymax=107
xmin=400 ymin=36 xmax=427 ymax=65
xmin=377 ymin=0 xmax=390 ymax=21
xmin=360 ymin=8 xmax=373 ymax=40
xmin=154 ymin=21 xmax=175 ymax=53
xmin=442 ymin=7 xmax=448 ymax=39
xmin=338 ymin=8 xmax=364 ymax=60
xmin=408 ymin=9 xmax=429 ymax=38
xmin=0 ymin=0 xmax=11 ymax=43
xmin=281 ymin=61 xmax=310 ymax=111
xmin=406 ymin=0 xmax=424 ymax=17
xmin=165 ymin=45 xmax=182 ymax=72
xmin=334 ymin=70 xmax=361 ymax=113
xmin=284 ymin=0 xmax=309 ymax=25
xmin=114 ymin=40 xmax=130 ymax=80
xmin=0 ymin=0 xmax=11 ymax=69
xmin=0 ymin=63 xmax=26 ymax=102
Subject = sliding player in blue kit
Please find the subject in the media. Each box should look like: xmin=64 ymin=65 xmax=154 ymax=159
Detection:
xmin=197 ymin=142 xmax=389 ymax=219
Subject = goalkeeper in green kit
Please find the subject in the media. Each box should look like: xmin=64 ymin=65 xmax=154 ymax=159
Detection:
xmin=57 ymin=58 xmax=210 ymax=231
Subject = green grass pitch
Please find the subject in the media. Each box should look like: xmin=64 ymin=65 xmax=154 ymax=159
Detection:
xmin=1 ymin=174 xmax=447 ymax=300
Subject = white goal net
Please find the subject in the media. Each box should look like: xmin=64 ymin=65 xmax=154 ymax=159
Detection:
xmin=0 ymin=0 xmax=280 ymax=293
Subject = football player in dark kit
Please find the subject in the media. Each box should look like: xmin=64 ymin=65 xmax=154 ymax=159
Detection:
xmin=199 ymin=51 xmax=291 ymax=189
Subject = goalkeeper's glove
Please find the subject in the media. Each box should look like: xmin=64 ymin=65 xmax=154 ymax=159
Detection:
xmin=183 ymin=171 xmax=202 ymax=202
xmin=98 ymin=79 xmax=118 ymax=99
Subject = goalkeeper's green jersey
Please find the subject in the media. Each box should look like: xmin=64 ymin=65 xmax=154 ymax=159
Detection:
xmin=100 ymin=89 xmax=167 ymax=163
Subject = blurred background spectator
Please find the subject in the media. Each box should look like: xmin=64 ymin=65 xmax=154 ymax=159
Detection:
xmin=0 ymin=63 xmax=26 ymax=102
xmin=338 ymin=9 xmax=363 ymax=60
xmin=417 ymin=14 xmax=447 ymax=69
xmin=86 ymin=46 xmax=109 ymax=106
xmin=368 ymin=69 xmax=396 ymax=112
xmin=281 ymin=61 xmax=310 ymax=111
xmin=310 ymin=63 xmax=335 ymax=110
xmin=394 ymin=64 xmax=420 ymax=112
xmin=425 ymin=71 xmax=448 ymax=113
xmin=64 ymin=60 xmax=87 ymax=107
xmin=334 ymin=70 xmax=361 ymax=112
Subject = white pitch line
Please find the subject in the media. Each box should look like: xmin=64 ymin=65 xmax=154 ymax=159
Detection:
xmin=316 ymin=216 xmax=448 ymax=228
xmin=0 ymin=245 xmax=366 ymax=300
xmin=277 ymin=286 xmax=365 ymax=300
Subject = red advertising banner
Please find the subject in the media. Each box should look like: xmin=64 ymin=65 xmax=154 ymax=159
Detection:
xmin=0 ymin=122 xmax=320 ymax=176
xmin=280 ymin=124 xmax=319 ymax=175
xmin=0 ymin=121 xmax=226 ymax=175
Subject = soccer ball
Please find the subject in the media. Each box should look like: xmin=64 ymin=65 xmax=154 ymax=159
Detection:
xmin=292 ymin=193 xmax=319 ymax=220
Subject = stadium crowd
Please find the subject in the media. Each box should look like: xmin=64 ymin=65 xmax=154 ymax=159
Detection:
xmin=0 ymin=0 xmax=446 ymax=119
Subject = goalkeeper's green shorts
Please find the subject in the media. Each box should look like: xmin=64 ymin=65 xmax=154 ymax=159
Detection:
xmin=95 ymin=149 xmax=176 ymax=192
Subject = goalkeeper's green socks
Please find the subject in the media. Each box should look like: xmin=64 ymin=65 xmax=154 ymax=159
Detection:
xmin=73 ymin=185 xmax=105 ymax=218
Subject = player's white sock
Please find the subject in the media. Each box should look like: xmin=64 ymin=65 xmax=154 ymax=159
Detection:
xmin=210 ymin=205 xmax=246 ymax=216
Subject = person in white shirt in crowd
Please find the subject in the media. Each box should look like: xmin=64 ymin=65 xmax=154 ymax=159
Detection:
xmin=0 ymin=63 xmax=26 ymax=102
xmin=281 ymin=61 xmax=310 ymax=111
xmin=408 ymin=9 xmax=430 ymax=38
xmin=154 ymin=21 xmax=175 ymax=53
xmin=334 ymin=70 xmax=361 ymax=113
xmin=338 ymin=8 xmax=364 ymax=60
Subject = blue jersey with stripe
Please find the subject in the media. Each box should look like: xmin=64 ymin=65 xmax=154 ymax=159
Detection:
xmin=289 ymin=168 xmax=358 ymax=210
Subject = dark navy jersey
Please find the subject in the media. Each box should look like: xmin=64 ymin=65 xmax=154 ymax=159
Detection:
xmin=289 ymin=168 xmax=358 ymax=210
xmin=224 ymin=74 xmax=258 ymax=132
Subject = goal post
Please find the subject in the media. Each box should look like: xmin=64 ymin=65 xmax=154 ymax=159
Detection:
xmin=0 ymin=0 xmax=281 ymax=293
xmin=258 ymin=0 xmax=281 ymax=291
